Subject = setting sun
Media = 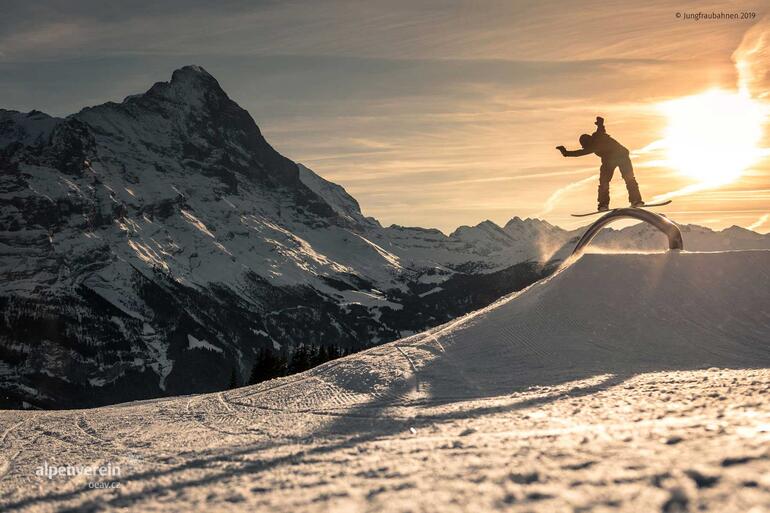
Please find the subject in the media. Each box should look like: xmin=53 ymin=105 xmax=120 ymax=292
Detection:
xmin=658 ymin=89 xmax=767 ymax=188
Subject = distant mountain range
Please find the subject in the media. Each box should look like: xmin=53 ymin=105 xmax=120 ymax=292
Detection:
xmin=2 ymin=66 xmax=768 ymax=409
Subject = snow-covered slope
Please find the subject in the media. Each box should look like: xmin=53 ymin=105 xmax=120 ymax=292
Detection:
xmin=297 ymin=163 xmax=378 ymax=227
xmin=2 ymin=250 xmax=769 ymax=512
xmin=1 ymin=65 xmax=769 ymax=409
xmin=255 ymin=249 xmax=770 ymax=409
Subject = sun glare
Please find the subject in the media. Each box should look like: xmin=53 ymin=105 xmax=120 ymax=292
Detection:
xmin=658 ymin=89 xmax=766 ymax=187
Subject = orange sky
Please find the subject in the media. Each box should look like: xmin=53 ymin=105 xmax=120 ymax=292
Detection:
xmin=2 ymin=0 xmax=769 ymax=232
xmin=271 ymin=1 xmax=770 ymax=233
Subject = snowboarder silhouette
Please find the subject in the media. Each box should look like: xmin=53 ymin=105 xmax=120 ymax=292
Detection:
xmin=556 ymin=116 xmax=643 ymax=211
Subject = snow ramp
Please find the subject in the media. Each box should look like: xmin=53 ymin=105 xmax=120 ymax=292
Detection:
xmin=236 ymin=250 xmax=770 ymax=411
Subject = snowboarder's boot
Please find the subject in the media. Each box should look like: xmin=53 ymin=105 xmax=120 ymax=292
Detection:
xmin=597 ymin=205 xmax=610 ymax=212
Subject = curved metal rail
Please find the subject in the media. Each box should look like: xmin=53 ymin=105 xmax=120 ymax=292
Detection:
xmin=572 ymin=208 xmax=683 ymax=256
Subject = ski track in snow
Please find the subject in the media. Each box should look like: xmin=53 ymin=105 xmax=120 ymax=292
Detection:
xmin=2 ymin=250 xmax=770 ymax=512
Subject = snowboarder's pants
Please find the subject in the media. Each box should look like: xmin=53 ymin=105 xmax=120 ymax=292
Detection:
xmin=598 ymin=154 xmax=642 ymax=208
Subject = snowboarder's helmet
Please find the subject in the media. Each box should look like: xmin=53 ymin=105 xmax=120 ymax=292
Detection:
xmin=579 ymin=134 xmax=592 ymax=148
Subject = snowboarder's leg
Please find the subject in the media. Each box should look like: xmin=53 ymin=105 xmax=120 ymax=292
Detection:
xmin=619 ymin=156 xmax=642 ymax=205
xmin=597 ymin=161 xmax=615 ymax=210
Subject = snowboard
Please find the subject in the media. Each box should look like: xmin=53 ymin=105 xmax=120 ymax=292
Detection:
xmin=571 ymin=200 xmax=672 ymax=217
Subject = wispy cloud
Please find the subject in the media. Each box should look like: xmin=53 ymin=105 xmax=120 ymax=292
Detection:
xmin=748 ymin=213 xmax=770 ymax=232
xmin=534 ymin=174 xmax=598 ymax=218
xmin=734 ymin=15 xmax=770 ymax=98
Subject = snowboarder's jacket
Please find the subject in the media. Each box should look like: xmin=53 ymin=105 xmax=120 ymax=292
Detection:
xmin=563 ymin=124 xmax=629 ymax=161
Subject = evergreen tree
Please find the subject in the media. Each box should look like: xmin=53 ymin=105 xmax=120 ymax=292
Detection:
xmin=228 ymin=367 xmax=238 ymax=389
xmin=288 ymin=345 xmax=312 ymax=374
xmin=248 ymin=347 xmax=287 ymax=385
xmin=248 ymin=343 xmax=359 ymax=385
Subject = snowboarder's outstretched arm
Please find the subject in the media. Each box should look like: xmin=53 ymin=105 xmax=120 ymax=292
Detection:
xmin=556 ymin=146 xmax=591 ymax=157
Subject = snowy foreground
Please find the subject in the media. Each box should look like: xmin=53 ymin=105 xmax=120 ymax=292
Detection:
xmin=2 ymin=250 xmax=770 ymax=512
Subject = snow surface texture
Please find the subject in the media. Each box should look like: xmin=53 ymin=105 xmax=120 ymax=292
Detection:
xmin=1 ymin=250 xmax=769 ymax=512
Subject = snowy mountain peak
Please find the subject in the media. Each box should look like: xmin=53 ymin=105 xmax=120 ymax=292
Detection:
xmin=68 ymin=65 xmax=327 ymax=195
xmin=0 ymin=109 xmax=63 ymax=149
xmin=504 ymin=215 xmax=557 ymax=231
xmin=142 ymin=65 xmax=225 ymax=106
xmin=173 ymin=64 xmax=214 ymax=80
xmin=723 ymin=225 xmax=754 ymax=235
xmin=450 ymin=220 xmax=501 ymax=238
